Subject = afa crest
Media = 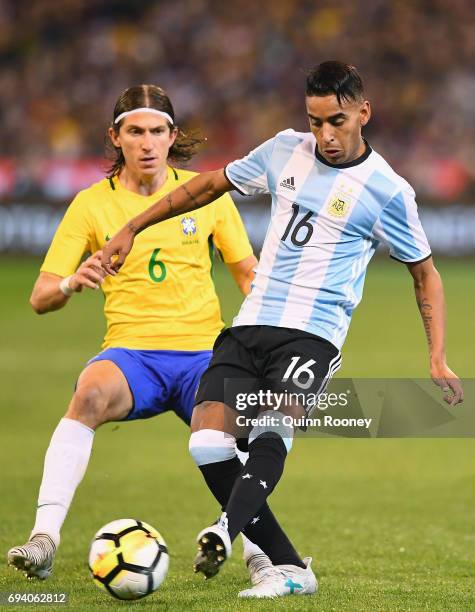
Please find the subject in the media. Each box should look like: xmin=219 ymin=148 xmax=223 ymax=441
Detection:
xmin=181 ymin=216 xmax=197 ymax=236
xmin=327 ymin=194 xmax=349 ymax=218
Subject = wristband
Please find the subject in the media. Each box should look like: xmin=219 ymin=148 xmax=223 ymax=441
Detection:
xmin=59 ymin=275 xmax=74 ymax=297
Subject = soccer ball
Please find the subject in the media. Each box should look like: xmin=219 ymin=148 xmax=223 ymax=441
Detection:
xmin=89 ymin=519 xmax=169 ymax=600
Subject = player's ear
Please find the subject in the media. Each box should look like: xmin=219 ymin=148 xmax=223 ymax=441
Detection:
xmin=168 ymin=126 xmax=178 ymax=147
xmin=360 ymin=100 xmax=371 ymax=127
xmin=109 ymin=126 xmax=121 ymax=148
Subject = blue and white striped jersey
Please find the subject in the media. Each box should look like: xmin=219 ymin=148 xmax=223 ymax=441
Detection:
xmin=225 ymin=129 xmax=431 ymax=350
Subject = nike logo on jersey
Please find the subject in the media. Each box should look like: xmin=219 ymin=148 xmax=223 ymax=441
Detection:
xmin=242 ymin=473 xmax=253 ymax=479
xmin=280 ymin=176 xmax=296 ymax=191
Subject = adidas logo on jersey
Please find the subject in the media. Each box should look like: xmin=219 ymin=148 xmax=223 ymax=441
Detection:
xmin=280 ymin=176 xmax=296 ymax=191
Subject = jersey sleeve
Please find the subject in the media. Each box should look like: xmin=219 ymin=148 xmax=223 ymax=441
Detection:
xmin=224 ymin=136 xmax=277 ymax=196
xmin=211 ymin=193 xmax=253 ymax=264
xmin=40 ymin=192 xmax=93 ymax=277
xmin=373 ymin=185 xmax=431 ymax=263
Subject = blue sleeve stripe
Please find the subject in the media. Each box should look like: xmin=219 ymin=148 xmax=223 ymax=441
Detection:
xmin=225 ymin=136 xmax=279 ymax=195
xmin=379 ymin=190 xmax=427 ymax=260
xmin=224 ymin=165 xmax=248 ymax=196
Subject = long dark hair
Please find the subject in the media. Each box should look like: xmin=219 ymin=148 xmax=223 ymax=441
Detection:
xmin=106 ymin=84 xmax=204 ymax=178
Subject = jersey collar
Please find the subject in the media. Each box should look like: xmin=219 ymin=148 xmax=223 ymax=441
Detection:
xmin=110 ymin=166 xmax=178 ymax=198
xmin=315 ymin=139 xmax=372 ymax=169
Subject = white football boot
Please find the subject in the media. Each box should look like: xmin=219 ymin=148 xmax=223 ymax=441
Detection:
xmin=241 ymin=534 xmax=275 ymax=586
xmin=246 ymin=551 xmax=275 ymax=586
xmin=238 ymin=556 xmax=317 ymax=598
xmin=193 ymin=523 xmax=232 ymax=579
xmin=7 ymin=534 xmax=56 ymax=580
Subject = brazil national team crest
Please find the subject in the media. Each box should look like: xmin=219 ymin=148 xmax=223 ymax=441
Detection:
xmin=327 ymin=194 xmax=349 ymax=218
xmin=181 ymin=216 xmax=197 ymax=236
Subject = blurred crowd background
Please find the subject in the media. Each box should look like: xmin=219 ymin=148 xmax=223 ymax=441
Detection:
xmin=1 ymin=0 xmax=474 ymax=203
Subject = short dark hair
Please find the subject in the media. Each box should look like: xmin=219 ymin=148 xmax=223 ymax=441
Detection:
xmin=306 ymin=61 xmax=364 ymax=105
xmin=106 ymin=84 xmax=204 ymax=178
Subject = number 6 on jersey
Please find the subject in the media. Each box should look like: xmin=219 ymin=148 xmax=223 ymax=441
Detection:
xmin=148 ymin=248 xmax=166 ymax=283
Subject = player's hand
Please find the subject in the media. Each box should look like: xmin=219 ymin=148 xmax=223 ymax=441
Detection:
xmin=430 ymin=362 xmax=464 ymax=406
xmin=101 ymin=224 xmax=136 ymax=275
xmin=69 ymin=251 xmax=106 ymax=292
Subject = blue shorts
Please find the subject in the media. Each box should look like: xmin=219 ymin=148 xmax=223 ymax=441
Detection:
xmin=88 ymin=348 xmax=212 ymax=424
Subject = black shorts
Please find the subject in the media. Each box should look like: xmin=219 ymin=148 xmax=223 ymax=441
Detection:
xmin=195 ymin=325 xmax=342 ymax=417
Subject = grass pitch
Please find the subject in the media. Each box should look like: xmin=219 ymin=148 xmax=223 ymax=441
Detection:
xmin=0 ymin=257 xmax=474 ymax=611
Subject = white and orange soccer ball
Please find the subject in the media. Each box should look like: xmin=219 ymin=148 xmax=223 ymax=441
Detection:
xmin=89 ymin=519 xmax=169 ymax=600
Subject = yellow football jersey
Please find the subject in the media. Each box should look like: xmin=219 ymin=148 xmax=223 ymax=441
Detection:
xmin=41 ymin=167 xmax=253 ymax=351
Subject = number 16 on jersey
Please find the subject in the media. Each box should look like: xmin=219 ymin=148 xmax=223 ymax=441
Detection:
xmin=281 ymin=204 xmax=315 ymax=247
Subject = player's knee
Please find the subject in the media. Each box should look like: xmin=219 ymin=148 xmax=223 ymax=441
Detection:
xmin=68 ymin=384 xmax=109 ymax=428
xmin=249 ymin=410 xmax=294 ymax=453
xmin=191 ymin=401 xmax=223 ymax=432
xmin=189 ymin=429 xmax=236 ymax=466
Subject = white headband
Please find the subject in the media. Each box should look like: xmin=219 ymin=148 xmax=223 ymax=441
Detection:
xmin=114 ymin=108 xmax=174 ymax=125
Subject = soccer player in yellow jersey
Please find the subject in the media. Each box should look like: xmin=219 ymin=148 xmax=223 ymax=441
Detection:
xmin=7 ymin=85 xmax=258 ymax=579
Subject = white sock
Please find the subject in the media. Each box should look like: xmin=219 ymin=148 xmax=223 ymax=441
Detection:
xmin=235 ymin=447 xmax=249 ymax=465
xmin=31 ymin=418 xmax=94 ymax=546
xmin=241 ymin=533 xmax=266 ymax=562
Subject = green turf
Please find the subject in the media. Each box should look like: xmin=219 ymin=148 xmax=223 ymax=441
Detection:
xmin=0 ymin=257 xmax=474 ymax=611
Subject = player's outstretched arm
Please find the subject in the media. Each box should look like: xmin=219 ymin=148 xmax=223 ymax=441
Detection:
xmin=407 ymin=257 xmax=463 ymax=406
xmin=226 ymin=255 xmax=258 ymax=295
xmin=30 ymin=251 xmax=106 ymax=314
xmin=101 ymin=169 xmax=231 ymax=274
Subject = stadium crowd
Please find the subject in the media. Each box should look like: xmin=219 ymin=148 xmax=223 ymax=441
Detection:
xmin=0 ymin=0 xmax=474 ymax=201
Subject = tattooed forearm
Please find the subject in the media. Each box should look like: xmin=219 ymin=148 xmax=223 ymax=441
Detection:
xmin=181 ymin=183 xmax=201 ymax=208
xmin=166 ymin=193 xmax=173 ymax=213
xmin=417 ymin=298 xmax=433 ymax=351
xmin=127 ymin=221 xmax=139 ymax=234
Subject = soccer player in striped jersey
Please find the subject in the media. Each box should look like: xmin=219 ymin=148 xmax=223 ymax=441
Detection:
xmin=7 ymin=85 xmax=265 ymax=581
xmin=102 ymin=63 xmax=463 ymax=598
